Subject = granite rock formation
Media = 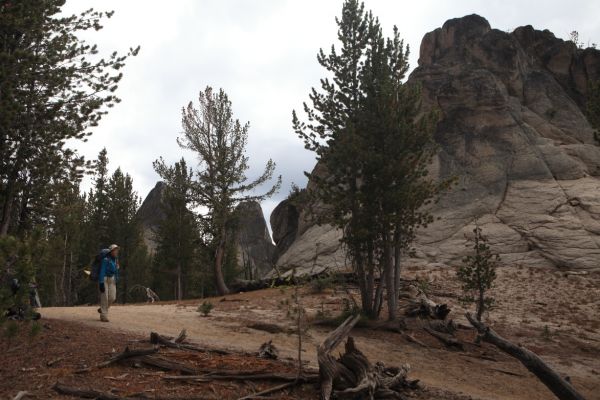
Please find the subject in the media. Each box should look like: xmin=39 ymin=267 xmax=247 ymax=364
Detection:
xmin=271 ymin=14 xmax=600 ymax=275
xmin=137 ymin=181 xmax=167 ymax=253
xmin=138 ymin=184 xmax=275 ymax=278
xmin=234 ymin=201 xmax=276 ymax=279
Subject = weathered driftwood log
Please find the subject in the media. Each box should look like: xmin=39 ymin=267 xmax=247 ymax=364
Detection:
xmin=466 ymin=313 xmax=587 ymax=400
xmin=405 ymin=294 xmax=450 ymax=320
xmin=317 ymin=315 xmax=417 ymax=400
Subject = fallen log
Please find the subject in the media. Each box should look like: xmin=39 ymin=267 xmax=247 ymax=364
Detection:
xmin=466 ymin=313 xmax=586 ymax=400
xmin=403 ymin=333 xmax=428 ymax=348
xmin=137 ymin=355 xmax=197 ymax=375
xmin=97 ymin=346 xmax=159 ymax=368
xmin=423 ymin=327 xmax=463 ymax=350
xmin=163 ymin=372 xmax=318 ymax=382
xmin=150 ymin=331 xmax=231 ymax=355
xmin=53 ymin=383 xmax=214 ymax=400
xmin=405 ymin=294 xmax=450 ymax=320
xmin=317 ymin=314 xmax=417 ymax=400
xmin=428 ymin=319 xmax=457 ymax=335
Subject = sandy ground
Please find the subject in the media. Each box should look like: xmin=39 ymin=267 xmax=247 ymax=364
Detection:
xmin=41 ymin=266 xmax=600 ymax=400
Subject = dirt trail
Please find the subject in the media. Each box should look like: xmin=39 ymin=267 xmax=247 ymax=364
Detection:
xmin=42 ymin=267 xmax=600 ymax=400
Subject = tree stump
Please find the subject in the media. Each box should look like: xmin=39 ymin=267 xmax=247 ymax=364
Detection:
xmin=317 ymin=315 xmax=417 ymax=400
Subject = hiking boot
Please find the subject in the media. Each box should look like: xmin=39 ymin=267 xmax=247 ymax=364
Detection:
xmin=100 ymin=316 xmax=109 ymax=322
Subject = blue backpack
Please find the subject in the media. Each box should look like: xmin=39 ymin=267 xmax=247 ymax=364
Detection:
xmin=90 ymin=249 xmax=110 ymax=282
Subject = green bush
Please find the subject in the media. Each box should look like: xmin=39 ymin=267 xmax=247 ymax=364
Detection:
xmin=197 ymin=301 xmax=214 ymax=317
xmin=310 ymin=275 xmax=334 ymax=294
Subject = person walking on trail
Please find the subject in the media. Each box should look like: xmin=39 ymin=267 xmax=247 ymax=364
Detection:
xmin=98 ymin=244 xmax=119 ymax=322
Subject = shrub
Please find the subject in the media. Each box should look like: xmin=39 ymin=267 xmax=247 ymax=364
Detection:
xmin=197 ymin=301 xmax=213 ymax=317
xmin=310 ymin=275 xmax=334 ymax=294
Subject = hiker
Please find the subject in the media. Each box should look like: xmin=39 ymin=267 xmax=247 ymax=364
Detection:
xmin=98 ymin=244 xmax=119 ymax=322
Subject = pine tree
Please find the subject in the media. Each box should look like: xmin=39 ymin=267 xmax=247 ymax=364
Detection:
xmin=152 ymin=158 xmax=205 ymax=300
xmin=457 ymin=226 xmax=499 ymax=322
xmin=293 ymin=0 xmax=450 ymax=320
xmin=177 ymin=87 xmax=281 ymax=295
xmin=85 ymin=149 xmax=111 ymax=252
xmin=0 ymin=1 xmax=138 ymax=236
xmin=105 ymin=168 xmax=147 ymax=303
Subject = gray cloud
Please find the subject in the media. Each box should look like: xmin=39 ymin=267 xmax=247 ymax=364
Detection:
xmin=63 ymin=0 xmax=600 ymax=226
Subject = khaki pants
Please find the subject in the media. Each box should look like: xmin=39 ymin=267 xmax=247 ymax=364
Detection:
xmin=99 ymin=276 xmax=117 ymax=320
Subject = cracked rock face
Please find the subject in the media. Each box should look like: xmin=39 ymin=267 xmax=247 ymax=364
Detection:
xmin=138 ymin=185 xmax=275 ymax=278
xmin=271 ymin=14 xmax=600 ymax=274
xmin=234 ymin=201 xmax=276 ymax=279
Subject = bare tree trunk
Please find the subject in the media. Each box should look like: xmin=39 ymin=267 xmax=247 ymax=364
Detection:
xmin=60 ymin=233 xmax=68 ymax=306
xmin=355 ymin=253 xmax=372 ymax=318
xmin=385 ymin=238 xmax=397 ymax=321
xmin=214 ymin=230 xmax=230 ymax=295
xmin=466 ymin=313 xmax=586 ymax=400
xmin=393 ymin=230 xmax=402 ymax=302
xmin=373 ymin=269 xmax=386 ymax=318
xmin=68 ymin=250 xmax=73 ymax=306
xmin=476 ymin=286 xmax=485 ymax=321
xmin=176 ymin=262 xmax=182 ymax=301
xmin=0 ymin=184 xmax=15 ymax=236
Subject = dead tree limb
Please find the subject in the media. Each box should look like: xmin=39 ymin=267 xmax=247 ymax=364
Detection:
xmin=97 ymin=346 xmax=158 ymax=368
xmin=466 ymin=313 xmax=586 ymax=400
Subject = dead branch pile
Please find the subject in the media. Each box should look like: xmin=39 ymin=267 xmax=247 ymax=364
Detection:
xmin=56 ymin=329 xmax=317 ymax=400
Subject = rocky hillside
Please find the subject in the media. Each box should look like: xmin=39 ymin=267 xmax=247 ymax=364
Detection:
xmin=137 ymin=183 xmax=275 ymax=278
xmin=271 ymin=14 xmax=600 ymax=276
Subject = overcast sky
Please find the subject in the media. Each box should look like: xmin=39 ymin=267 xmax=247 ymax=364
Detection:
xmin=63 ymin=0 xmax=600 ymax=227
